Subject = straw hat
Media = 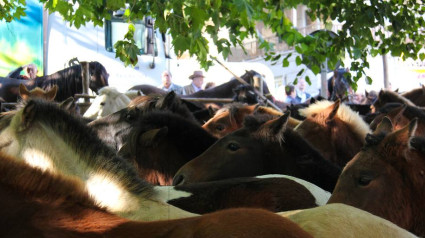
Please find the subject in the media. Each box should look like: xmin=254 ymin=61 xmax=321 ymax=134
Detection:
xmin=188 ymin=70 xmax=205 ymax=79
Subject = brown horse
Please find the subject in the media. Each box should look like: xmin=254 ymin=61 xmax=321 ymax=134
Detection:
xmin=401 ymin=85 xmax=425 ymax=106
xmin=203 ymin=103 xmax=300 ymax=138
xmin=328 ymin=117 xmax=425 ymax=237
xmin=372 ymin=89 xmax=416 ymax=113
xmin=295 ymin=100 xmax=370 ymax=168
xmin=19 ymin=83 xmax=58 ymax=101
xmin=0 ymin=152 xmax=313 ymax=238
xmin=369 ymin=103 xmax=425 ymax=136
xmin=0 ymin=61 xmax=108 ymax=102
xmin=174 ymin=112 xmax=341 ymax=192
xmin=117 ymin=111 xmax=217 ymax=185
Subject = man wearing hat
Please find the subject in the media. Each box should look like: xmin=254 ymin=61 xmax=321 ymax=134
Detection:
xmin=182 ymin=70 xmax=205 ymax=95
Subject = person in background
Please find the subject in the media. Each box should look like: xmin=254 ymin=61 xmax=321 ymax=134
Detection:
xmin=285 ymin=85 xmax=298 ymax=104
xmin=7 ymin=63 xmax=38 ymax=80
xmin=204 ymin=82 xmax=216 ymax=90
xmin=183 ymin=70 xmax=205 ymax=95
xmin=295 ymin=78 xmax=311 ymax=103
xmin=159 ymin=70 xmax=183 ymax=94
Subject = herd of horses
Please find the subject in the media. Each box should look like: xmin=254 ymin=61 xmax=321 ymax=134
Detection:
xmin=1 ymin=62 xmax=425 ymax=237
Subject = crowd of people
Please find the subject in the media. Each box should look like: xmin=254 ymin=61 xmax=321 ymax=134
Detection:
xmin=159 ymin=70 xmax=216 ymax=95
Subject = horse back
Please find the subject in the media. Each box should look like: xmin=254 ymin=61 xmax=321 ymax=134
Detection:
xmin=0 ymin=77 xmax=37 ymax=102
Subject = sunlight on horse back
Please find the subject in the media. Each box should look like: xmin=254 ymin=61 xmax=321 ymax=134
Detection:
xmin=279 ymin=203 xmax=417 ymax=238
xmin=296 ymin=100 xmax=370 ymax=168
xmin=0 ymin=99 xmax=196 ymax=221
xmin=328 ymin=117 xmax=425 ymax=237
xmin=0 ymin=152 xmax=314 ymax=238
xmin=83 ymin=86 xmax=130 ymax=120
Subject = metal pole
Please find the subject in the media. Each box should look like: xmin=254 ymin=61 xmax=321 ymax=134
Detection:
xmin=382 ymin=54 xmax=390 ymax=89
xmin=321 ymin=59 xmax=328 ymax=98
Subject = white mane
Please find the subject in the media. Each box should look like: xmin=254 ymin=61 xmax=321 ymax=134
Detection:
xmin=299 ymin=100 xmax=371 ymax=139
xmin=84 ymin=87 xmax=131 ymax=119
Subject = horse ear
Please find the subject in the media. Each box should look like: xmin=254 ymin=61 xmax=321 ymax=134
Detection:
xmin=59 ymin=97 xmax=75 ymax=111
xmin=373 ymin=116 xmax=393 ymax=135
xmin=258 ymin=111 xmax=290 ymax=138
xmin=327 ymin=99 xmax=340 ymax=121
xmin=20 ymin=100 xmax=37 ymax=131
xmin=19 ymin=83 xmax=30 ymax=101
xmin=310 ymin=97 xmax=316 ymax=104
xmin=45 ymin=85 xmax=58 ymax=101
xmin=160 ymin=91 xmax=178 ymax=109
xmin=386 ymin=104 xmax=406 ymax=123
xmin=394 ymin=88 xmax=399 ymax=93
xmin=140 ymin=127 xmax=169 ymax=147
xmin=391 ymin=118 xmax=417 ymax=146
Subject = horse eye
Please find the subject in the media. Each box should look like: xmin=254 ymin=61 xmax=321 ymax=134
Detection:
xmin=215 ymin=124 xmax=225 ymax=131
xmin=227 ymin=143 xmax=240 ymax=151
xmin=357 ymin=176 xmax=372 ymax=186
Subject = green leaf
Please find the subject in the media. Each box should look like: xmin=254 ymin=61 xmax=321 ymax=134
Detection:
xmin=295 ymin=56 xmax=302 ymax=66
xmin=282 ymin=58 xmax=289 ymax=67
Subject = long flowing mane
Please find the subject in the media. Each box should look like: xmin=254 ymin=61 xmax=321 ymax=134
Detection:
xmin=299 ymin=100 xmax=371 ymax=139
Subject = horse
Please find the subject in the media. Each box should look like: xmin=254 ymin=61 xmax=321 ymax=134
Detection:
xmin=279 ymin=203 xmax=417 ymax=238
xmin=117 ymin=111 xmax=217 ymax=185
xmin=372 ymin=89 xmax=416 ymax=113
xmin=19 ymin=83 xmax=58 ymax=102
xmin=232 ymin=84 xmax=258 ymax=104
xmin=0 ymin=152 xmax=314 ymax=238
xmin=295 ymin=100 xmax=370 ymax=168
xmin=0 ymin=61 xmax=109 ymax=102
xmin=89 ymin=91 xmax=204 ymax=151
xmin=203 ymin=103 xmax=301 ymax=138
xmin=174 ymin=113 xmax=342 ymax=192
xmin=327 ymin=117 xmax=425 ymax=237
xmin=369 ymin=103 xmax=425 ymax=135
xmin=328 ymin=68 xmax=350 ymax=101
xmin=83 ymin=86 xmax=131 ymax=120
xmin=401 ymin=85 xmax=425 ymax=106
xmin=170 ymin=174 xmax=330 ymax=214
xmin=0 ymin=99 xmax=196 ymax=221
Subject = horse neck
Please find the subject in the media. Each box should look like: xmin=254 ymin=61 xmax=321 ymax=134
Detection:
xmin=41 ymin=66 xmax=82 ymax=101
xmin=279 ymin=129 xmax=341 ymax=192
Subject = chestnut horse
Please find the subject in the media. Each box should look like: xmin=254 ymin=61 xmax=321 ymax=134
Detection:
xmin=174 ymin=113 xmax=341 ymax=192
xmin=0 ymin=61 xmax=108 ymax=102
xmin=369 ymin=103 xmax=425 ymax=135
xmin=203 ymin=103 xmax=301 ymax=138
xmin=328 ymin=117 xmax=425 ymax=237
xmin=0 ymin=152 xmax=313 ymax=238
xmin=295 ymin=100 xmax=370 ymax=168
xmin=0 ymin=99 xmax=195 ymax=221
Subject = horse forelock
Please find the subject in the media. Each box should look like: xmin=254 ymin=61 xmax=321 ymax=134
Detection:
xmin=0 ymin=152 xmax=101 ymax=209
xmin=300 ymin=100 xmax=371 ymax=138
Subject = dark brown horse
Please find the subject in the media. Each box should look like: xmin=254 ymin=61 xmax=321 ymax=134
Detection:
xmin=328 ymin=117 xmax=425 ymax=237
xmin=174 ymin=113 xmax=341 ymax=192
xmin=328 ymin=68 xmax=350 ymax=101
xmin=0 ymin=152 xmax=313 ymax=238
xmin=401 ymin=85 xmax=425 ymax=106
xmin=117 ymin=111 xmax=217 ymax=185
xmin=0 ymin=61 xmax=108 ymax=102
xmin=372 ymin=89 xmax=416 ymax=113
xmin=295 ymin=100 xmax=370 ymax=168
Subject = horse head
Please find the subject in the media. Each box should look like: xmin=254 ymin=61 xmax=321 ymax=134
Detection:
xmin=240 ymin=70 xmax=272 ymax=99
xmin=329 ymin=68 xmax=350 ymax=101
xmin=328 ymin=117 xmax=425 ymax=236
xmin=88 ymin=61 xmax=109 ymax=94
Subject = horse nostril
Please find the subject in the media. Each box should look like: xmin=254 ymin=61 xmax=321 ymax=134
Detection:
xmin=173 ymin=174 xmax=185 ymax=186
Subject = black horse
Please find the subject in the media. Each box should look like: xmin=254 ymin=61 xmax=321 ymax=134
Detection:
xmin=0 ymin=61 xmax=109 ymax=102
xmin=328 ymin=68 xmax=350 ymax=101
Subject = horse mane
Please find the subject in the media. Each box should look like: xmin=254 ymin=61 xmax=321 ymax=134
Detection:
xmin=97 ymin=86 xmax=131 ymax=108
xmin=20 ymin=99 xmax=153 ymax=195
xmin=299 ymin=100 xmax=371 ymax=139
xmin=213 ymin=102 xmax=249 ymax=125
xmin=0 ymin=152 xmax=101 ymax=209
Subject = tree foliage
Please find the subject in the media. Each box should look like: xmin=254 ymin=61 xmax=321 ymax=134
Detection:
xmin=1 ymin=0 xmax=425 ymax=88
